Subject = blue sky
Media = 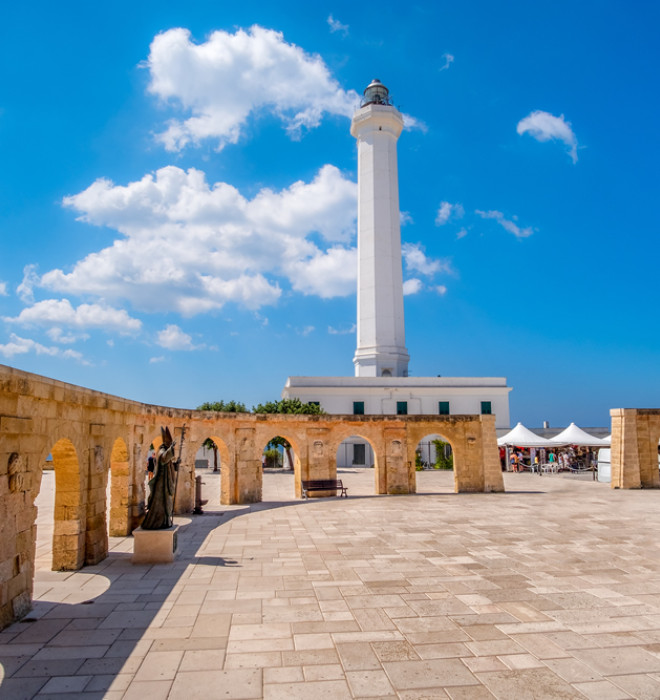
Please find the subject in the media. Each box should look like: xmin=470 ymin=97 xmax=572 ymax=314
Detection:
xmin=1 ymin=1 xmax=658 ymax=427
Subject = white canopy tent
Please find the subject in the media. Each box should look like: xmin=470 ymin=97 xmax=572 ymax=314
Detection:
xmin=497 ymin=422 xmax=553 ymax=448
xmin=549 ymin=423 xmax=609 ymax=447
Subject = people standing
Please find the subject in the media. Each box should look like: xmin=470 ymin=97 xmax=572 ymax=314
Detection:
xmin=147 ymin=449 xmax=155 ymax=481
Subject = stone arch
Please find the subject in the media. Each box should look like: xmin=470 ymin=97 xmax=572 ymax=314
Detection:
xmin=411 ymin=430 xmax=456 ymax=495
xmin=329 ymin=428 xmax=383 ymax=494
xmin=406 ymin=418 xmax=502 ymax=493
xmin=256 ymin=427 xmax=303 ymax=500
xmin=190 ymin=433 xmax=231 ymax=506
xmin=407 ymin=422 xmax=464 ymax=492
xmin=42 ymin=437 xmax=86 ymax=571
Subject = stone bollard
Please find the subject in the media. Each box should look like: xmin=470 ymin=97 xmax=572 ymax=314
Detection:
xmin=193 ymin=475 xmax=208 ymax=514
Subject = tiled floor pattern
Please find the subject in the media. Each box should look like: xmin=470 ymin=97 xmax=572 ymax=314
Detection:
xmin=3 ymin=469 xmax=660 ymax=698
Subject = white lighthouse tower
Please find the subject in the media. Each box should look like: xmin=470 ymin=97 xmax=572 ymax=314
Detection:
xmin=351 ymin=79 xmax=410 ymax=378
xmin=282 ymin=78 xmax=511 ymax=447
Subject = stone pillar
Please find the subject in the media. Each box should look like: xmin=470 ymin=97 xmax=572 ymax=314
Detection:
xmin=385 ymin=429 xmax=410 ymax=494
xmin=375 ymin=444 xmax=388 ymax=495
xmin=1 ymin=447 xmax=35 ymax=629
xmin=294 ymin=451 xmax=308 ymax=499
xmin=611 ymin=409 xmax=641 ymax=489
xmin=105 ymin=436 xmax=133 ymax=537
xmin=51 ymin=440 xmax=86 ymax=571
xmin=452 ymin=421 xmax=485 ymax=493
xmin=174 ymin=427 xmax=194 ymax=513
xmin=220 ymin=444 xmax=237 ymax=505
xmin=234 ymin=427 xmax=261 ymax=504
xmin=306 ymin=428 xmax=333 ymax=498
xmin=638 ymin=413 xmax=660 ymax=488
xmin=611 ymin=409 xmax=660 ymax=489
xmin=480 ymin=415 xmax=505 ymax=493
xmin=84 ymin=444 xmax=108 ymax=565
xmin=130 ymin=440 xmax=146 ymax=531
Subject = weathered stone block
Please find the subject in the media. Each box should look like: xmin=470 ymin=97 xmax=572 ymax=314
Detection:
xmin=0 ymin=416 xmax=33 ymax=434
xmin=132 ymin=525 xmax=179 ymax=564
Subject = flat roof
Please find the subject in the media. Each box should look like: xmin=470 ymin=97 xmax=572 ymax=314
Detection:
xmin=285 ymin=376 xmax=510 ymax=390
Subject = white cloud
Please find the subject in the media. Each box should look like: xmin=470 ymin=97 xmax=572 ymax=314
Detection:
xmin=5 ymin=299 xmax=142 ymax=334
xmin=403 ymin=278 xmax=423 ymax=295
xmin=435 ymin=285 xmax=448 ymax=295
xmin=17 ymin=264 xmax=39 ymax=303
xmin=284 ymin=246 xmax=357 ymax=298
xmin=0 ymin=333 xmax=85 ymax=362
xmin=456 ymin=228 xmax=468 ymax=240
xmin=475 ymin=210 xmax=534 ymax=238
xmin=156 ymin=324 xmax=201 ymax=351
xmin=400 ymin=211 xmax=413 ymax=226
xmin=439 ymin=53 xmax=454 ymax=71
xmin=46 ymin=327 xmax=89 ymax=344
xmin=147 ymin=26 xmax=359 ymax=151
xmin=0 ymin=281 xmax=7 ymax=296
xmin=402 ymin=243 xmax=451 ymax=276
xmin=298 ymin=325 xmax=315 ymax=336
xmin=328 ymin=324 xmax=355 ymax=335
xmin=435 ymin=201 xmax=464 ymax=226
xmin=149 ymin=356 xmax=166 ymax=363
xmin=327 ymin=15 xmax=349 ymax=36
xmin=517 ymin=110 xmax=578 ymax=163
xmin=34 ymin=164 xmax=357 ymax=315
xmin=402 ymin=113 xmax=427 ymax=132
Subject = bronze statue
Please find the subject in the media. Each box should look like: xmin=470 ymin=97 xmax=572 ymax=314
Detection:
xmin=142 ymin=426 xmax=179 ymax=530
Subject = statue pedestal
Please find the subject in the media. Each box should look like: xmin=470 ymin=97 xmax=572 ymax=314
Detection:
xmin=132 ymin=525 xmax=179 ymax=564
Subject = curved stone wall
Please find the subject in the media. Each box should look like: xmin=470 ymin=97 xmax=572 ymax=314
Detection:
xmin=0 ymin=363 xmax=501 ymax=629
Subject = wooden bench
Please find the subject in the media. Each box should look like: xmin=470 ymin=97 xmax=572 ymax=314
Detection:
xmin=301 ymin=479 xmax=348 ymax=499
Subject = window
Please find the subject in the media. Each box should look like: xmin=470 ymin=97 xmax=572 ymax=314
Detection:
xmin=438 ymin=401 xmax=450 ymax=415
xmin=353 ymin=401 xmax=365 ymax=415
xmin=481 ymin=401 xmax=492 ymax=415
xmin=396 ymin=401 xmax=408 ymax=415
xmin=353 ymin=443 xmax=366 ymax=465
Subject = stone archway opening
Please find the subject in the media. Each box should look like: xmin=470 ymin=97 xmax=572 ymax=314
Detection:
xmin=414 ymin=432 xmax=456 ymax=495
xmin=260 ymin=434 xmax=300 ymax=502
xmin=32 ymin=451 xmax=54 ymax=572
xmin=334 ymin=434 xmax=379 ymax=496
xmin=35 ymin=438 xmax=84 ymax=571
xmin=193 ymin=435 xmax=230 ymax=509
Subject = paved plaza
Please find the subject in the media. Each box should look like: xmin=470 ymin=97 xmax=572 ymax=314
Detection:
xmin=4 ymin=469 xmax=660 ymax=698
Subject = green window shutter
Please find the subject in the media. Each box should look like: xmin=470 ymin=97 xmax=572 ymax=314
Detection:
xmin=438 ymin=401 xmax=450 ymax=415
xmin=396 ymin=401 xmax=408 ymax=415
xmin=353 ymin=401 xmax=365 ymax=415
xmin=481 ymin=401 xmax=492 ymax=415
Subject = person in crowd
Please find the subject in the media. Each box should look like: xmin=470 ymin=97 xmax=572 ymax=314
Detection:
xmin=147 ymin=449 xmax=155 ymax=481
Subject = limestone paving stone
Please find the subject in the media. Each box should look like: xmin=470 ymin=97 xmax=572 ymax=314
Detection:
xmin=8 ymin=470 xmax=660 ymax=697
xmin=572 ymin=679 xmax=633 ymax=700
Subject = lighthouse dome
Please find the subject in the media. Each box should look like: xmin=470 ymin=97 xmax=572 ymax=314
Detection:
xmin=361 ymin=79 xmax=391 ymax=107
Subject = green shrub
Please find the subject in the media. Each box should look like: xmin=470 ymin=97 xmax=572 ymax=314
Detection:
xmin=433 ymin=439 xmax=454 ymax=470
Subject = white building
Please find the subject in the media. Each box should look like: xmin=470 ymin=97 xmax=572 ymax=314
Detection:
xmin=282 ymin=79 xmax=511 ymax=466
